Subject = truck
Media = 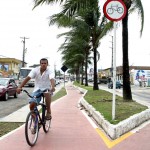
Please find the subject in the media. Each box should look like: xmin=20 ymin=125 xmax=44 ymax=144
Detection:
xmin=98 ymin=76 xmax=108 ymax=84
xmin=98 ymin=72 xmax=108 ymax=84
xmin=18 ymin=67 xmax=35 ymax=87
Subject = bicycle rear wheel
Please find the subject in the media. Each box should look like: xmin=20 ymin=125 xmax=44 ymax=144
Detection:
xmin=25 ymin=112 xmax=39 ymax=146
xmin=42 ymin=108 xmax=51 ymax=133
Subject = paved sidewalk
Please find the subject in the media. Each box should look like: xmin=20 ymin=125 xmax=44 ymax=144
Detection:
xmin=0 ymin=84 xmax=106 ymax=150
xmin=0 ymin=83 xmax=150 ymax=150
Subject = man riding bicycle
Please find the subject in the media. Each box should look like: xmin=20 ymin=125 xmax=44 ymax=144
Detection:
xmin=16 ymin=58 xmax=55 ymax=120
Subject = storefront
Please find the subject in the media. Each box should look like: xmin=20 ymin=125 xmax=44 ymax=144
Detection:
xmin=130 ymin=69 xmax=150 ymax=86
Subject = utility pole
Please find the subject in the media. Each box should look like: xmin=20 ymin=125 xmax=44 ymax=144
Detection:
xmin=109 ymin=35 xmax=113 ymax=78
xmin=20 ymin=37 xmax=29 ymax=67
xmin=54 ymin=62 xmax=56 ymax=78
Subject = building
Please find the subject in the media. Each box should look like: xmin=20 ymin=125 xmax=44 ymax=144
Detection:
xmin=99 ymin=66 xmax=150 ymax=86
xmin=0 ymin=58 xmax=22 ymax=77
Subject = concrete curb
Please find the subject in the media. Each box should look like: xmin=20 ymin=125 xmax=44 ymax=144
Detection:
xmin=76 ymin=86 xmax=150 ymax=140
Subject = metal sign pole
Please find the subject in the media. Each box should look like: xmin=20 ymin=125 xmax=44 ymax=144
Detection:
xmin=103 ymin=0 xmax=127 ymax=120
xmin=61 ymin=65 xmax=68 ymax=88
xmin=112 ymin=22 xmax=117 ymax=120
xmin=64 ymin=72 xmax=65 ymax=88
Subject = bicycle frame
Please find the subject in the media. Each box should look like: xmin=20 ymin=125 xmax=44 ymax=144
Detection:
xmin=34 ymin=98 xmax=46 ymax=128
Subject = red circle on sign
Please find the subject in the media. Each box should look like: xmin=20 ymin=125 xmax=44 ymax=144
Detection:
xmin=103 ymin=0 xmax=127 ymax=21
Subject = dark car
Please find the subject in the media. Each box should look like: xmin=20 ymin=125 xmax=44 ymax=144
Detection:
xmin=108 ymin=81 xmax=121 ymax=89
xmin=119 ymin=80 xmax=123 ymax=87
xmin=0 ymin=78 xmax=18 ymax=100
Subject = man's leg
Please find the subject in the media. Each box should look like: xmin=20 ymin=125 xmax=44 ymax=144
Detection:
xmin=29 ymin=102 xmax=36 ymax=111
xmin=29 ymin=102 xmax=37 ymax=117
xmin=29 ymin=102 xmax=37 ymax=134
xmin=44 ymin=92 xmax=52 ymax=119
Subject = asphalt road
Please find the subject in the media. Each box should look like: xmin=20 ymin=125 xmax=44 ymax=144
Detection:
xmin=0 ymin=87 xmax=33 ymax=118
xmin=131 ymin=87 xmax=150 ymax=105
xmin=99 ymin=84 xmax=150 ymax=106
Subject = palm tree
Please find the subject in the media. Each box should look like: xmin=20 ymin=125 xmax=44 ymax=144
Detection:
xmin=52 ymin=14 xmax=92 ymax=84
xmin=81 ymin=4 xmax=113 ymax=90
xmin=60 ymin=38 xmax=88 ymax=83
xmin=122 ymin=0 xmax=144 ymax=101
xmin=33 ymin=0 xmax=113 ymax=90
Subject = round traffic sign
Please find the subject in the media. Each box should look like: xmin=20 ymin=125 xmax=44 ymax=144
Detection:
xmin=103 ymin=0 xmax=127 ymax=21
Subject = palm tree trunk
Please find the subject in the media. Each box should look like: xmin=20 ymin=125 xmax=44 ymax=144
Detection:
xmin=85 ymin=51 xmax=88 ymax=86
xmin=75 ymin=68 xmax=80 ymax=83
xmin=81 ymin=64 xmax=84 ymax=85
xmin=93 ymin=47 xmax=99 ymax=90
xmin=122 ymin=10 xmax=132 ymax=101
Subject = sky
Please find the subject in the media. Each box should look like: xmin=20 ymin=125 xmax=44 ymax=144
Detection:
xmin=0 ymin=0 xmax=149 ymax=71
xmin=0 ymin=0 xmax=67 ymax=71
xmin=99 ymin=0 xmax=150 ymax=69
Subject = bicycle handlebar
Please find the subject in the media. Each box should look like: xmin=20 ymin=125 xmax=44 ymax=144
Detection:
xmin=22 ymin=89 xmax=34 ymax=98
xmin=22 ymin=89 xmax=50 ymax=99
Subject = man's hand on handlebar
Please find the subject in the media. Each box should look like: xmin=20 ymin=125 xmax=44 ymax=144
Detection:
xmin=16 ymin=88 xmax=22 ymax=94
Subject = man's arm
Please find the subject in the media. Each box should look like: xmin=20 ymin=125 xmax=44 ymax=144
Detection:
xmin=50 ymin=78 xmax=55 ymax=92
xmin=16 ymin=76 xmax=31 ymax=94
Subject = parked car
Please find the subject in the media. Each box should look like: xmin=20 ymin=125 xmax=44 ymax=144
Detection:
xmin=88 ymin=78 xmax=93 ymax=82
xmin=108 ymin=81 xmax=121 ymax=89
xmin=55 ymin=79 xmax=60 ymax=86
xmin=119 ymin=80 xmax=123 ymax=87
xmin=0 ymin=78 xmax=18 ymax=100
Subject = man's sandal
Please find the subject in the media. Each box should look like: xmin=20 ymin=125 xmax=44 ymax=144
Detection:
xmin=45 ymin=113 xmax=52 ymax=120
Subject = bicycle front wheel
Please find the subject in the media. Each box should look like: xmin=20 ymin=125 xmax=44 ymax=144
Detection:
xmin=25 ymin=112 xmax=39 ymax=146
xmin=42 ymin=108 xmax=51 ymax=133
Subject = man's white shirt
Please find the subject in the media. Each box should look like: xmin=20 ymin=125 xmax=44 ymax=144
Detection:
xmin=28 ymin=66 xmax=54 ymax=92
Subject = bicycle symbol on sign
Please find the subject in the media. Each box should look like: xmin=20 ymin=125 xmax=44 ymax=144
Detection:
xmin=107 ymin=4 xmax=123 ymax=15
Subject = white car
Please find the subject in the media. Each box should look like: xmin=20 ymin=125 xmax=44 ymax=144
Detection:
xmin=55 ymin=79 xmax=60 ymax=86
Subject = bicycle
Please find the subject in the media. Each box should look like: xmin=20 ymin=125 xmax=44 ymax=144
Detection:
xmin=23 ymin=89 xmax=51 ymax=146
xmin=107 ymin=4 xmax=123 ymax=15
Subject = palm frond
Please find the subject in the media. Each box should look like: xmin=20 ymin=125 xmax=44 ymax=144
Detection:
xmin=61 ymin=0 xmax=93 ymax=17
xmin=33 ymin=0 xmax=63 ymax=9
xmin=130 ymin=0 xmax=144 ymax=36
xmin=49 ymin=13 xmax=74 ymax=27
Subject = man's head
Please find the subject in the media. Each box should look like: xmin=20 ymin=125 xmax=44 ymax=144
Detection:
xmin=40 ymin=58 xmax=48 ymax=70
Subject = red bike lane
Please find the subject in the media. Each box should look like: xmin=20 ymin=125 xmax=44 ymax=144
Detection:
xmin=0 ymin=83 xmax=150 ymax=150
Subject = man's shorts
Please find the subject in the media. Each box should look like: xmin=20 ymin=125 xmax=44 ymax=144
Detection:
xmin=29 ymin=89 xmax=43 ymax=104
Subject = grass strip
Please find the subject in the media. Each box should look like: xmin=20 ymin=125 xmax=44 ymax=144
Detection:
xmin=52 ymin=87 xmax=67 ymax=101
xmin=0 ymin=122 xmax=24 ymax=137
xmin=74 ymin=82 xmax=148 ymax=124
